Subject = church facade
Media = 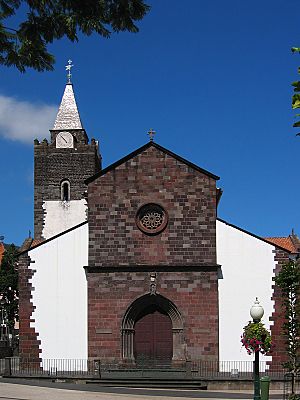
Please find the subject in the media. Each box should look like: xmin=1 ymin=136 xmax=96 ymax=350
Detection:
xmin=18 ymin=81 xmax=291 ymax=368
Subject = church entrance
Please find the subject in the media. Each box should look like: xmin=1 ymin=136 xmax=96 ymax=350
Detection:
xmin=134 ymin=307 xmax=173 ymax=362
xmin=122 ymin=293 xmax=184 ymax=362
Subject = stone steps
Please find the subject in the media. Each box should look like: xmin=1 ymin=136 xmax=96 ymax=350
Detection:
xmin=85 ymin=378 xmax=207 ymax=389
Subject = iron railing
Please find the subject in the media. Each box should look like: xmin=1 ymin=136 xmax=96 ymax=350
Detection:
xmin=1 ymin=358 xmax=287 ymax=379
xmin=5 ymin=358 xmax=98 ymax=378
xmin=191 ymin=360 xmax=286 ymax=379
xmin=284 ymin=373 xmax=300 ymax=400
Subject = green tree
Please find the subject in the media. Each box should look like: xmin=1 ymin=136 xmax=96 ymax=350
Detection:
xmin=0 ymin=0 xmax=150 ymax=72
xmin=274 ymin=260 xmax=300 ymax=375
xmin=0 ymin=244 xmax=18 ymax=331
xmin=291 ymin=47 xmax=300 ymax=134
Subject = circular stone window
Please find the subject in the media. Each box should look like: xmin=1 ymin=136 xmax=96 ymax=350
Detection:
xmin=136 ymin=203 xmax=168 ymax=235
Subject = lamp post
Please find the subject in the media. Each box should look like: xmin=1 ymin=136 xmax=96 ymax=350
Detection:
xmin=250 ymin=298 xmax=264 ymax=400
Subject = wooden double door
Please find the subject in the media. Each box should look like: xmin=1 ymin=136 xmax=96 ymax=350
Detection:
xmin=134 ymin=309 xmax=173 ymax=361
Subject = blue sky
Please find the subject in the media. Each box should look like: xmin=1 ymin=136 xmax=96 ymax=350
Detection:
xmin=0 ymin=0 xmax=299 ymax=245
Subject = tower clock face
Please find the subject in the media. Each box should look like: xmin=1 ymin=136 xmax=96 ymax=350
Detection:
xmin=56 ymin=131 xmax=74 ymax=148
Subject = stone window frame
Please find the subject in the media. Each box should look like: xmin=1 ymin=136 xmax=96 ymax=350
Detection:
xmin=60 ymin=179 xmax=71 ymax=202
xmin=135 ymin=203 xmax=168 ymax=235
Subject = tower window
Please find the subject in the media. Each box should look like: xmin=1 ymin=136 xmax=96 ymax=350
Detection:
xmin=61 ymin=180 xmax=70 ymax=202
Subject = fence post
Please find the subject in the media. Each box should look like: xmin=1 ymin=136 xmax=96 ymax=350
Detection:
xmin=186 ymin=360 xmax=192 ymax=378
xmin=4 ymin=357 xmax=11 ymax=376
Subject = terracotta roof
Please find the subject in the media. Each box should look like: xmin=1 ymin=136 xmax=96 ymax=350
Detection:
xmin=19 ymin=238 xmax=43 ymax=253
xmin=0 ymin=242 xmax=4 ymax=264
xmin=265 ymin=237 xmax=298 ymax=253
xmin=30 ymin=239 xmax=43 ymax=247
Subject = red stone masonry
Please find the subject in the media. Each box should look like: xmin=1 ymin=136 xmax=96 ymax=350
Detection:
xmin=270 ymin=248 xmax=291 ymax=365
xmin=18 ymin=253 xmax=41 ymax=361
xmin=87 ymin=270 xmax=219 ymax=362
xmin=86 ymin=142 xmax=220 ymax=362
xmin=88 ymin=144 xmax=218 ymax=267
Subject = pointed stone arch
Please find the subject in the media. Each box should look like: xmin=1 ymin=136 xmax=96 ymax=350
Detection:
xmin=121 ymin=293 xmax=185 ymax=361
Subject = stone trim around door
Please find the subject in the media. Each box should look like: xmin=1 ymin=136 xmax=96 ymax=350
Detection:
xmin=121 ymin=293 xmax=185 ymax=361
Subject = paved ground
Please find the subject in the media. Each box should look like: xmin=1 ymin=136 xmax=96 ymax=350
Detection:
xmin=0 ymin=379 xmax=283 ymax=400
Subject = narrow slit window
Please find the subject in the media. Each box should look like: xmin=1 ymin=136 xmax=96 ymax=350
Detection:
xmin=61 ymin=180 xmax=70 ymax=201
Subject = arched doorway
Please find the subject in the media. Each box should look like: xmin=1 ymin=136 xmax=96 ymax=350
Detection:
xmin=134 ymin=306 xmax=172 ymax=361
xmin=121 ymin=293 xmax=185 ymax=362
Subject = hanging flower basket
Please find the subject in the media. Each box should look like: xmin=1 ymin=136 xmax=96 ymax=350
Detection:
xmin=241 ymin=321 xmax=272 ymax=355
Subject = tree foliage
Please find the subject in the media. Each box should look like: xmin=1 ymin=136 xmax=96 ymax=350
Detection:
xmin=0 ymin=244 xmax=18 ymax=330
xmin=291 ymin=47 xmax=300 ymax=134
xmin=274 ymin=260 xmax=300 ymax=373
xmin=0 ymin=0 xmax=150 ymax=72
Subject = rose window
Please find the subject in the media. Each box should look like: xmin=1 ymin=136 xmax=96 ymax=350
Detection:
xmin=136 ymin=204 xmax=168 ymax=235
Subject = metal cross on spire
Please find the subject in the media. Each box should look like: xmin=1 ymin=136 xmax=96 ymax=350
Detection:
xmin=147 ymin=128 xmax=156 ymax=142
xmin=65 ymin=59 xmax=74 ymax=83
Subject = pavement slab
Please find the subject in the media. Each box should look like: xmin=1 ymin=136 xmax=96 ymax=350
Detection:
xmin=0 ymin=380 xmax=283 ymax=400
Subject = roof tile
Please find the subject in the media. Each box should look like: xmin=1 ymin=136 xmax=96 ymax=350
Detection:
xmin=265 ymin=237 xmax=298 ymax=253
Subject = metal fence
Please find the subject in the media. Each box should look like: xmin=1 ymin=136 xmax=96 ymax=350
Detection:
xmin=284 ymin=373 xmax=300 ymax=400
xmin=191 ymin=360 xmax=286 ymax=379
xmin=6 ymin=358 xmax=99 ymax=378
xmin=1 ymin=358 xmax=287 ymax=380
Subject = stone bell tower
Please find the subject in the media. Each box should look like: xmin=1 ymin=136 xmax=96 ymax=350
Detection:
xmin=34 ymin=65 xmax=101 ymax=240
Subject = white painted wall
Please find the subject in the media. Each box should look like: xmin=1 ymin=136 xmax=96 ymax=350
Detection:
xmin=42 ymin=199 xmax=87 ymax=239
xmin=28 ymin=223 xmax=88 ymax=361
xmin=217 ymin=219 xmax=276 ymax=364
xmin=26 ymin=214 xmax=278 ymax=368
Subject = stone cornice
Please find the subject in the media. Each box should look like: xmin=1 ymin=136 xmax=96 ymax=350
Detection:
xmin=84 ymin=264 xmax=221 ymax=273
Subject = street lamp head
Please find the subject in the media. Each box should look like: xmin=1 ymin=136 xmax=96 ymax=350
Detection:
xmin=250 ymin=297 xmax=264 ymax=322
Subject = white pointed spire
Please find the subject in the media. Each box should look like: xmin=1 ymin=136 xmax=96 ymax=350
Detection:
xmin=52 ymin=83 xmax=83 ymax=130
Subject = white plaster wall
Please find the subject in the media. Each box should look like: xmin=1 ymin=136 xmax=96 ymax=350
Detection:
xmin=42 ymin=199 xmax=87 ymax=239
xmin=217 ymin=220 xmax=276 ymax=364
xmin=28 ymin=223 xmax=88 ymax=361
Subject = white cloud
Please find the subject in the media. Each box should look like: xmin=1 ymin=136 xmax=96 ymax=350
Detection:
xmin=0 ymin=94 xmax=57 ymax=143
